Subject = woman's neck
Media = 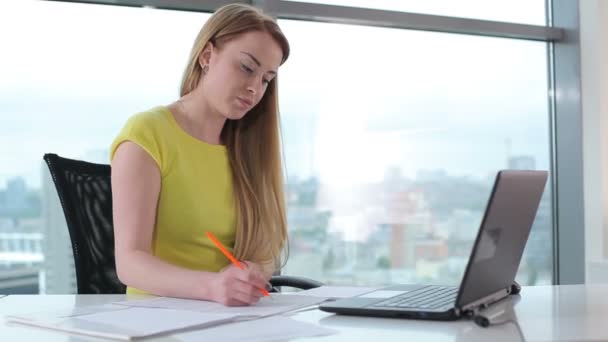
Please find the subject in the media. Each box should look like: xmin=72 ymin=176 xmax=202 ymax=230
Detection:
xmin=174 ymin=91 xmax=226 ymax=145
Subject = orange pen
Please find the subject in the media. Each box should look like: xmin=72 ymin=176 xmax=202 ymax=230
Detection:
xmin=206 ymin=231 xmax=270 ymax=297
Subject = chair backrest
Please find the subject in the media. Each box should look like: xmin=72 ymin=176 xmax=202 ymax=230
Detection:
xmin=43 ymin=153 xmax=125 ymax=294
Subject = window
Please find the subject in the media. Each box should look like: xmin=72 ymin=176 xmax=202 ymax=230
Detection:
xmin=279 ymin=19 xmax=552 ymax=286
xmin=285 ymin=0 xmax=546 ymax=25
xmin=0 ymin=0 xmax=554 ymax=293
xmin=0 ymin=0 xmax=208 ymax=293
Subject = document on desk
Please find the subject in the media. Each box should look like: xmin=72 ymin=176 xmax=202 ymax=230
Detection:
xmin=5 ymin=304 xmax=239 ymax=341
xmin=173 ymin=315 xmax=338 ymax=342
xmin=113 ymin=293 xmax=326 ymax=318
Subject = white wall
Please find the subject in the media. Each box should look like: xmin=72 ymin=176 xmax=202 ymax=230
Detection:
xmin=581 ymin=0 xmax=608 ymax=283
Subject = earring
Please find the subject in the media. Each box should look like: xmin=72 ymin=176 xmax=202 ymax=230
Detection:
xmin=202 ymin=64 xmax=209 ymax=74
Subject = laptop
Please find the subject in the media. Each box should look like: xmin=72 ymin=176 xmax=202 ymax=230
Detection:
xmin=319 ymin=170 xmax=548 ymax=320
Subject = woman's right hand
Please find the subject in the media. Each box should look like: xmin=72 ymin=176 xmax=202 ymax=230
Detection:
xmin=209 ymin=263 xmax=269 ymax=306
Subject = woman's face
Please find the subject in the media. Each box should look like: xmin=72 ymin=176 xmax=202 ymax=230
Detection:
xmin=201 ymin=30 xmax=283 ymax=120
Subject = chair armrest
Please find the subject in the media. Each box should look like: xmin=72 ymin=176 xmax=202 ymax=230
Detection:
xmin=269 ymin=275 xmax=324 ymax=291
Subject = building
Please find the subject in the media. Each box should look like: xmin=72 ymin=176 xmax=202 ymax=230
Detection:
xmin=0 ymin=232 xmax=43 ymax=293
xmin=41 ymin=163 xmax=76 ymax=294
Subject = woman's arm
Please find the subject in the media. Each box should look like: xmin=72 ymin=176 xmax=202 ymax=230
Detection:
xmin=112 ymin=142 xmax=267 ymax=305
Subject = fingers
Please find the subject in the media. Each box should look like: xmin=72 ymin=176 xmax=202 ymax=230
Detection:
xmin=243 ymin=261 xmax=272 ymax=293
xmin=227 ymin=265 xmax=266 ymax=291
xmin=221 ymin=279 xmax=263 ymax=306
xmin=234 ymin=279 xmax=264 ymax=302
xmin=240 ymin=261 xmax=269 ymax=288
xmin=215 ymin=279 xmax=263 ymax=306
xmin=219 ymin=264 xmax=268 ymax=304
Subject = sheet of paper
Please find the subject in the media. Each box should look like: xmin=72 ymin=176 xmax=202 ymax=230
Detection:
xmin=6 ymin=304 xmax=130 ymax=323
xmin=6 ymin=306 xmax=238 ymax=340
xmin=113 ymin=294 xmax=326 ymax=318
xmin=173 ymin=315 xmax=338 ymax=342
xmin=72 ymin=307 xmax=237 ymax=336
xmin=285 ymin=286 xmax=379 ymax=299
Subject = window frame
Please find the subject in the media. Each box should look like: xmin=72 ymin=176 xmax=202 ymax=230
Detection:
xmin=44 ymin=0 xmax=584 ymax=284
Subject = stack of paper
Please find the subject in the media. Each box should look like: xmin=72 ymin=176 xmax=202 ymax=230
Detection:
xmin=5 ymin=304 xmax=239 ymax=340
xmin=5 ymin=287 xmax=374 ymax=340
xmin=5 ymin=294 xmax=332 ymax=340
xmin=113 ymin=292 xmax=326 ymax=318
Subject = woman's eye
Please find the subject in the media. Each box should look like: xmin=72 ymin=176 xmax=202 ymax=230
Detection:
xmin=241 ymin=64 xmax=254 ymax=73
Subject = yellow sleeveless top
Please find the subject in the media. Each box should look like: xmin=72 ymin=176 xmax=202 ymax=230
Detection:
xmin=110 ymin=106 xmax=236 ymax=295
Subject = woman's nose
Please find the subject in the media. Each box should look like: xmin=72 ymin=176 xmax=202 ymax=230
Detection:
xmin=246 ymin=76 xmax=263 ymax=96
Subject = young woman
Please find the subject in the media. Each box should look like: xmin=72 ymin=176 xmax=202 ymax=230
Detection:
xmin=110 ymin=4 xmax=289 ymax=306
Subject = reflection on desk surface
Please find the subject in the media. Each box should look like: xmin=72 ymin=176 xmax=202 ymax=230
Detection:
xmin=318 ymin=295 xmax=525 ymax=342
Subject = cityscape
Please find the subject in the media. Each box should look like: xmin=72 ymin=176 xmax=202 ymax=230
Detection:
xmin=0 ymin=150 xmax=552 ymax=294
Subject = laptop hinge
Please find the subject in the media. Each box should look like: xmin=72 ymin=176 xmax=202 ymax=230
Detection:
xmin=459 ymin=287 xmax=511 ymax=314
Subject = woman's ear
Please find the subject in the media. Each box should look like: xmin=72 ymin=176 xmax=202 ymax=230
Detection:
xmin=198 ymin=41 xmax=215 ymax=68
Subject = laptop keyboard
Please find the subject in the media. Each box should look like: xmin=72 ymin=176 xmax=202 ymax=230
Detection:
xmin=369 ymin=286 xmax=458 ymax=310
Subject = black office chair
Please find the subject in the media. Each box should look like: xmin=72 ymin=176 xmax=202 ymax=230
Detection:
xmin=43 ymin=153 xmax=322 ymax=294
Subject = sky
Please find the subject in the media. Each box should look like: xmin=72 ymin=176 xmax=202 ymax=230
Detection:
xmin=0 ymin=0 xmax=550 ymax=189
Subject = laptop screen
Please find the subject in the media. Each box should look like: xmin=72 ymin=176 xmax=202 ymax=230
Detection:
xmin=455 ymin=170 xmax=548 ymax=308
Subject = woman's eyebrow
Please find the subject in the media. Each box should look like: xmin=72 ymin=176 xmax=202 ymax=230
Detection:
xmin=240 ymin=51 xmax=260 ymax=66
xmin=240 ymin=51 xmax=277 ymax=75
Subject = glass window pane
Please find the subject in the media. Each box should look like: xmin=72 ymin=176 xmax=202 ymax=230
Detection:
xmin=285 ymin=0 xmax=546 ymax=26
xmin=0 ymin=0 xmax=553 ymax=294
xmin=279 ymin=19 xmax=552 ymax=286
xmin=0 ymin=0 xmax=208 ymax=293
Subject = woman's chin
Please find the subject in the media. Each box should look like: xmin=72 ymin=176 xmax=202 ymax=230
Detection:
xmin=224 ymin=110 xmax=249 ymax=121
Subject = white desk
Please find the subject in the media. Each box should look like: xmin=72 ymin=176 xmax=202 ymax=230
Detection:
xmin=1 ymin=285 xmax=607 ymax=341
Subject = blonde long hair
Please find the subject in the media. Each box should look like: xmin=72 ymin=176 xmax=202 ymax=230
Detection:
xmin=180 ymin=4 xmax=289 ymax=270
